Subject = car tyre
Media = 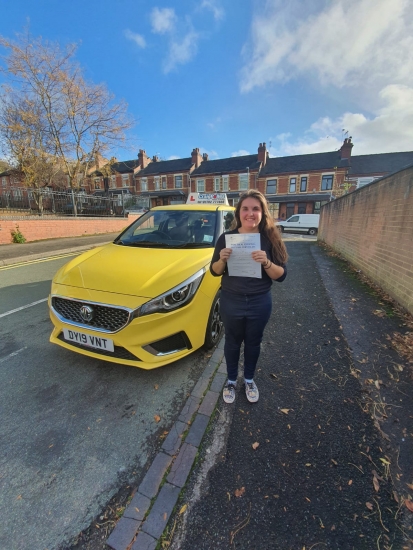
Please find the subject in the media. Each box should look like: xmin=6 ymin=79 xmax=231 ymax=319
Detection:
xmin=308 ymin=228 xmax=317 ymax=236
xmin=204 ymin=292 xmax=223 ymax=349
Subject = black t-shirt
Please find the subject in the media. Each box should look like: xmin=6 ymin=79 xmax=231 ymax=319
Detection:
xmin=210 ymin=229 xmax=287 ymax=295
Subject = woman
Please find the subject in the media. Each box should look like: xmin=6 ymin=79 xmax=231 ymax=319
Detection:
xmin=211 ymin=190 xmax=288 ymax=404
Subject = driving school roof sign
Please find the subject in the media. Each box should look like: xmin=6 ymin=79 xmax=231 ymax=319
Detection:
xmin=187 ymin=192 xmax=229 ymax=205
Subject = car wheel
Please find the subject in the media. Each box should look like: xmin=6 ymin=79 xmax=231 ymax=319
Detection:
xmin=308 ymin=228 xmax=317 ymax=236
xmin=279 ymin=226 xmax=284 ymax=233
xmin=204 ymin=292 xmax=223 ymax=349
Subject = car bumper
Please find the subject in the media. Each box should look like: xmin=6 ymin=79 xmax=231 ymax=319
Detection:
xmin=49 ymin=279 xmax=218 ymax=369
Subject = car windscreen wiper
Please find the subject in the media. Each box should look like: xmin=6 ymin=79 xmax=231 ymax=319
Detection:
xmin=118 ymin=240 xmax=169 ymax=247
xmin=172 ymin=242 xmax=214 ymax=248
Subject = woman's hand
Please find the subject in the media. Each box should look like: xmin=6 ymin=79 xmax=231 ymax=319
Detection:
xmin=219 ymin=248 xmax=232 ymax=263
xmin=251 ymin=250 xmax=268 ymax=265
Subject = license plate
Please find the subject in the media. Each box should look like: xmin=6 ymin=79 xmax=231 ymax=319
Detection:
xmin=63 ymin=328 xmax=114 ymax=352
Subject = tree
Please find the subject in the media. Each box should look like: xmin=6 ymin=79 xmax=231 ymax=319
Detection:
xmin=0 ymin=31 xmax=134 ymax=193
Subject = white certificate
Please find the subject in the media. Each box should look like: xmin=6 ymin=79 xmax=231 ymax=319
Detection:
xmin=225 ymin=233 xmax=261 ymax=278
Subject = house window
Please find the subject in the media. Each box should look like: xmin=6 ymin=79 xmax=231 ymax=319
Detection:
xmin=1 ymin=177 xmax=6 ymax=187
xmin=110 ymin=175 xmax=116 ymax=188
xmin=214 ymin=177 xmax=221 ymax=191
xmin=266 ymin=179 xmax=277 ymax=194
xmin=141 ymin=177 xmax=148 ymax=191
xmin=321 ymin=174 xmax=334 ymax=190
xmin=154 ymin=176 xmax=160 ymax=190
xmin=13 ymin=188 xmax=22 ymax=198
xmin=94 ymin=177 xmax=101 ymax=190
xmin=289 ymin=178 xmax=297 ymax=193
xmin=239 ymin=173 xmax=249 ymax=190
xmin=300 ymin=177 xmax=307 ymax=192
xmin=197 ymin=179 xmax=205 ymax=192
xmin=175 ymin=175 xmax=183 ymax=188
xmin=222 ymin=175 xmax=229 ymax=191
xmin=122 ymin=174 xmax=129 ymax=187
xmin=268 ymin=203 xmax=279 ymax=219
xmin=162 ymin=176 xmax=167 ymax=189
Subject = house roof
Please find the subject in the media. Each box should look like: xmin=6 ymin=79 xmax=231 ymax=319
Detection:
xmin=260 ymin=151 xmax=348 ymax=176
xmin=138 ymin=157 xmax=194 ymax=176
xmin=191 ymin=154 xmax=261 ymax=176
xmin=111 ymin=160 xmax=141 ymax=174
xmin=348 ymin=151 xmax=413 ymax=175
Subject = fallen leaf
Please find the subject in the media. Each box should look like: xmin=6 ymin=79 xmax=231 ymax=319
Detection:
xmin=234 ymin=487 xmax=245 ymax=498
xmin=154 ymin=384 xmax=159 ymax=390
xmin=154 ymin=415 xmax=161 ymax=423
xmin=348 ymin=480 xmax=353 ymax=486
xmin=270 ymin=374 xmax=277 ymax=379
xmin=163 ymin=512 xmax=167 ymax=520
xmin=331 ymin=459 xmax=338 ymax=466
xmin=373 ymin=474 xmax=380 ymax=492
xmin=252 ymin=442 xmax=260 ymax=450
xmin=179 ymin=504 xmax=187 ymax=515
xmin=405 ymin=500 xmax=413 ymax=513
xmin=280 ymin=409 xmax=290 ymax=414
xmin=366 ymin=502 xmax=374 ymax=510
xmin=380 ymin=458 xmax=391 ymax=465
xmin=407 ymin=484 xmax=413 ymax=490
xmin=305 ymin=463 xmax=311 ymax=467
xmin=135 ymin=507 xmax=140 ymax=513
xmin=227 ymin=492 xmax=231 ymax=501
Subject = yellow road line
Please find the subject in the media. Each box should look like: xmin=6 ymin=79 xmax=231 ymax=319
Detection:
xmin=0 ymin=251 xmax=79 ymax=270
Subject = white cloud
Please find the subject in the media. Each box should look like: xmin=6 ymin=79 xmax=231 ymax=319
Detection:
xmin=163 ymin=31 xmax=199 ymax=73
xmin=207 ymin=117 xmax=222 ymax=129
xmin=201 ymin=0 xmax=224 ymax=21
xmin=167 ymin=155 xmax=180 ymax=160
xmin=269 ymin=85 xmax=413 ymax=156
xmin=124 ymin=29 xmax=146 ymax=49
xmin=240 ymin=0 xmax=413 ymax=93
xmin=150 ymin=7 xmax=177 ymax=34
xmin=231 ymin=149 xmax=250 ymax=157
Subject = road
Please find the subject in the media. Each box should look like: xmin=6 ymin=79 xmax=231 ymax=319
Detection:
xmin=0 ymin=255 xmax=209 ymax=550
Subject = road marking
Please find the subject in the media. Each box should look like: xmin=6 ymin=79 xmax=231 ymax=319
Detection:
xmin=0 ymin=298 xmax=48 ymax=318
xmin=0 ymin=252 xmax=79 ymax=270
xmin=0 ymin=347 xmax=27 ymax=364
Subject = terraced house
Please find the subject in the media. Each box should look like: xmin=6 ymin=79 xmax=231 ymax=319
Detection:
xmin=2 ymin=138 xmax=413 ymax=218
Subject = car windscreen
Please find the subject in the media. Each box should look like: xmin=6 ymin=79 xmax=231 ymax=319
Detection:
xmin=114 ymin=210 xmax=218 ymax=248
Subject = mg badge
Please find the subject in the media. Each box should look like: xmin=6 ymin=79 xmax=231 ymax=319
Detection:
xmin=80 ymin=304 xmax=94 ymax=322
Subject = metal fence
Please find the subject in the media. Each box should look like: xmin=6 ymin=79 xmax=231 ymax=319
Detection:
xmin=0 ymin=188 xmax=146 ymax=217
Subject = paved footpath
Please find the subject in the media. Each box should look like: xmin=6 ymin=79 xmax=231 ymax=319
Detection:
xmin=159 ymin=241 xmax=413 ymax=550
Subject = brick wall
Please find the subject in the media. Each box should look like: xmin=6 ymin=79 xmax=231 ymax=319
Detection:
xmin=0 ymin=215 xmax=140 ymax=245
xmin=318 ymin=165 xmax=413 ymax=315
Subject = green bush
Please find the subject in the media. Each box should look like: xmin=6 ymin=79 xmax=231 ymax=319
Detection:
xmin=11 ymin=225 xmax=26 ymax=244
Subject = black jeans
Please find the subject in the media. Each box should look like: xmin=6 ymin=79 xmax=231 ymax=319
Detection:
xmin=220 ymin=289 xmax=272 ymax=381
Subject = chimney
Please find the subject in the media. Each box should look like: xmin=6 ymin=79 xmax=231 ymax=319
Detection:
xmin=258 ymin=142 xmax=267 ymax=166
xmin=95 ymin=152 xmax=104 ymax=170
xmin=340 ymin=137 xmax=353 ymax=160
xmin=152 ymin=155 xmax=160 ymax=162
xmin=202 ymin=153 xmax=209 ymax=162
xmin=138 ymin=149 xmax=151 ymax=169
xmin=191 ymin=148 xmax=203 ymax=168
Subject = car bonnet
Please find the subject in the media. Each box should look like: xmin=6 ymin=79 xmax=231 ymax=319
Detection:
xmin=52 ymin=243 xmax=213 ymax=299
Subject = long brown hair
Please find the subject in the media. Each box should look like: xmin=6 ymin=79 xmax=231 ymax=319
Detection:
xmin=234 ymin=189 xmax=288 ymax=265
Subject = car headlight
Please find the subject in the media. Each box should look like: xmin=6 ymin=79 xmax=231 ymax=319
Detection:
xmin=135 ymin=268 xmax=206 ymax=317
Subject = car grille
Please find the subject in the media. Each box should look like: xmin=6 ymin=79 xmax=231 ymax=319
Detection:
xmin=52 ymin=297 xmax=130 ymax=332
xmin=57 ymin=333 xmax=140 ymax=361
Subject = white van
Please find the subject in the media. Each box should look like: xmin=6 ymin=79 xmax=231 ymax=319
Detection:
xmin=277 ymin=214 xmax=320 ymax=236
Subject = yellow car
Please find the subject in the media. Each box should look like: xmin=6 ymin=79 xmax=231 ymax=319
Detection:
xmin=49 ymin=201 xmax=235 ymax=369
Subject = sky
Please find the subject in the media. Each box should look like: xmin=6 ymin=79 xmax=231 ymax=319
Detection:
xmin=1 ymin=0 xmax=413 ymax=163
